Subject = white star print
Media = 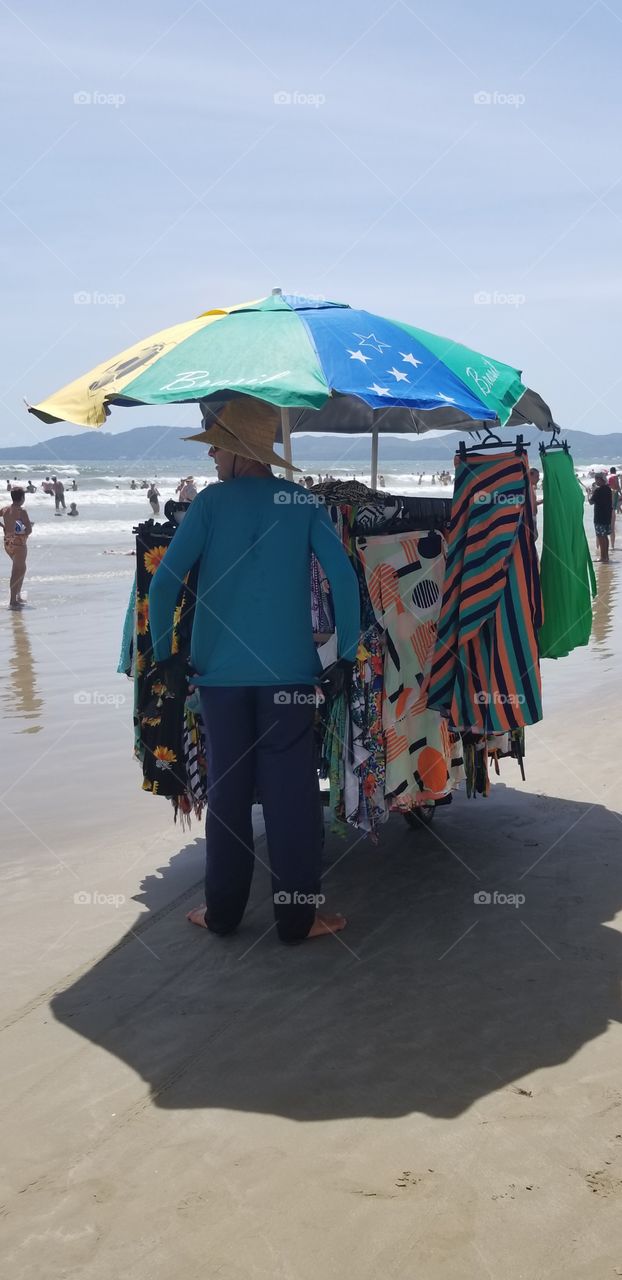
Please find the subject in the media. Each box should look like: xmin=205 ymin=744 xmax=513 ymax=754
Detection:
xmin=368 ymin=383 xmax=392 ymax=397
xmin=354 ymin=332 xmax=391 ymax=354
xmin=437 ymin=393 xmax=456 ymax=402
xmin=347 ymin=349 xmax=372 ymax=364
xmin=400 ymin=351 xmax=422 ymax=367
xmin=387 ymin=366 xmax=409 ymax=383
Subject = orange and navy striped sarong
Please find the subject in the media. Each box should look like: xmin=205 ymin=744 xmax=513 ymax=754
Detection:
xmin=427 ymin=452 xmax=543 ymax=733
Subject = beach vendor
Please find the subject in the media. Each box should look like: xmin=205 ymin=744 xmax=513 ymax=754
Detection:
xmin=1 ymin=486 xmax=33 ymax=608
xmin=148 ymin=399 xmax=360 ymax=945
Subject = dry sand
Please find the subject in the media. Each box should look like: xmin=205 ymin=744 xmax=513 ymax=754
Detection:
xmin=1 ymin=555 xmax=622 ymax=1279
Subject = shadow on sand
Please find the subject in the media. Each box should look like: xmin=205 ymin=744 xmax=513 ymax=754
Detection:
xmin=52 ymin=784 xmax=621 ymax=1120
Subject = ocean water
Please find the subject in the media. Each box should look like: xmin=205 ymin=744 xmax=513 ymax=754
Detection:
xmin=0 ymin=454 xmax=612 ymax=593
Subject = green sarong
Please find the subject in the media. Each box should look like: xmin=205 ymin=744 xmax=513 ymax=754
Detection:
xmin=538 ymin=449 xmax=596 ymax=659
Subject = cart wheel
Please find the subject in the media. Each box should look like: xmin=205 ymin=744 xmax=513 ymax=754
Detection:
xmin=403 ymin=804 xmax=435 ymax=830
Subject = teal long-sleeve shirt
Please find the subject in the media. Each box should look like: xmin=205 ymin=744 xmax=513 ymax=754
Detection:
xmin=148 ymin=476 xmax=361 ymax=686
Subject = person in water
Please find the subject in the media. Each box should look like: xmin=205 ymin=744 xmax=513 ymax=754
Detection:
xmin=1 ymin=487 xmax=33 ymax=608
xmin=67 ymin=503 xmax=79 ymax=517
xmin=587 ymin=473 xmax=613 ymax=563
xmin=607 ymin=467 xmax=621 ymax=550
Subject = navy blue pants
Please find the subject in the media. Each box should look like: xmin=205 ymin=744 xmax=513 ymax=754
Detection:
xmin=199 ymin=686 xmax=323 ymax=943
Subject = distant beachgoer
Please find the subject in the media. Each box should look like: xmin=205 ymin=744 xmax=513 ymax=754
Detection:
xmin=607 ymin=467 xmax=621 ymax=550
xmin=140 ymin=480 xmax=149 ymax=489
xmin=41 ymin=476 xmax=54 ymax=494
xmin=304 ymin=475 xmax=314 ymax=489
xmin=25 ymin=480 xmax=36 ymax=493
xmin=1 ymin=487 xmax=33 ymax=608
xmin=588 ymin=473 xmax=613 ymax=563
xmin=529 ymin=467 xmax=543 ymax=540
xmin=179 ymin=476 xmax=197 ymax=502
xmin=67 ymin=503 xmax=79 ymax=517
xmin=70 ymin=479 xmax=78 ymax=492
xmin=130 ymin=479 xmax=137 ymax=490
xmin=52 ymin=476 xmax=66 ymax=511
xmin=379 ymin=475 xmax=385 ymax=487
xmin=147 ymin=484 xmax=160 ymax=515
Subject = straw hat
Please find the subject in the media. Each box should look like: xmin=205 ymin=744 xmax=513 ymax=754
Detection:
xmin=185 ymin=398 xmax=300 ymax=471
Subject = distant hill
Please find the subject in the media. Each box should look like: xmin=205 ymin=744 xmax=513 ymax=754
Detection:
xmin=1 ymin=424 xmax=621 ymax=465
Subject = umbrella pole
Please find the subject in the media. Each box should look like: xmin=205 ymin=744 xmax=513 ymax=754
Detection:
xmin=280 ymin=407 xmax=293 ymax=481
xmin=370 ymin=425 xmax=379 ymax=490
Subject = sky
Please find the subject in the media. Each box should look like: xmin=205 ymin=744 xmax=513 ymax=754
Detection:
xmin=2 ymin=0 xmax=622 ymax=447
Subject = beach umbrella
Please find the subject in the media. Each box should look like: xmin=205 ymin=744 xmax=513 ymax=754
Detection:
xmin=28 ymin=290 xmax=554 ymax=483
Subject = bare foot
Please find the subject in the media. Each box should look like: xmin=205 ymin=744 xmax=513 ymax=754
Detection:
xmin=306 ymin=912 xmax=347 ymax=938
xmin=186 ymin=905 xmax=208 ymax=929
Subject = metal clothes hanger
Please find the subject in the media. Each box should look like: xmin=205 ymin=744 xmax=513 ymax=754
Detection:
xmin=538 ymin=424 xmax=569 ymax=457
xmin=458 ymin=430 xmax=529 ymax=461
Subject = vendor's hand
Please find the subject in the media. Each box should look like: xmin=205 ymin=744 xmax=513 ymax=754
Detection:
xmin=319 ymin=659 xmax=354 ymax=701
xmin=150 ymin=653 xmax=178 ymax=672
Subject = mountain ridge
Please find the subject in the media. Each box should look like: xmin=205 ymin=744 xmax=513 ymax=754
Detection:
xmin=1 ymin=424 xmax=621 ymax=464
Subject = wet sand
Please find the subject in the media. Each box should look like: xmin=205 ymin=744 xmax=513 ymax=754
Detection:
xmin=1 ymin=547 xmax=621 ymax=1278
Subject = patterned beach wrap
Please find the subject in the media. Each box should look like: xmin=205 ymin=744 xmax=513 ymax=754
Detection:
xmin=357 ymin=531 xmax=464 ymax=808
xmin=427 ymin=452 xmax=543 ymax=733
xmin=133 ymin=521 xmax=206 ymax=820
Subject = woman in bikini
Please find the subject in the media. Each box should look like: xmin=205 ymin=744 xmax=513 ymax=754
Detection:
xmin=1 ymin=487 xmax=33 ymax=608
